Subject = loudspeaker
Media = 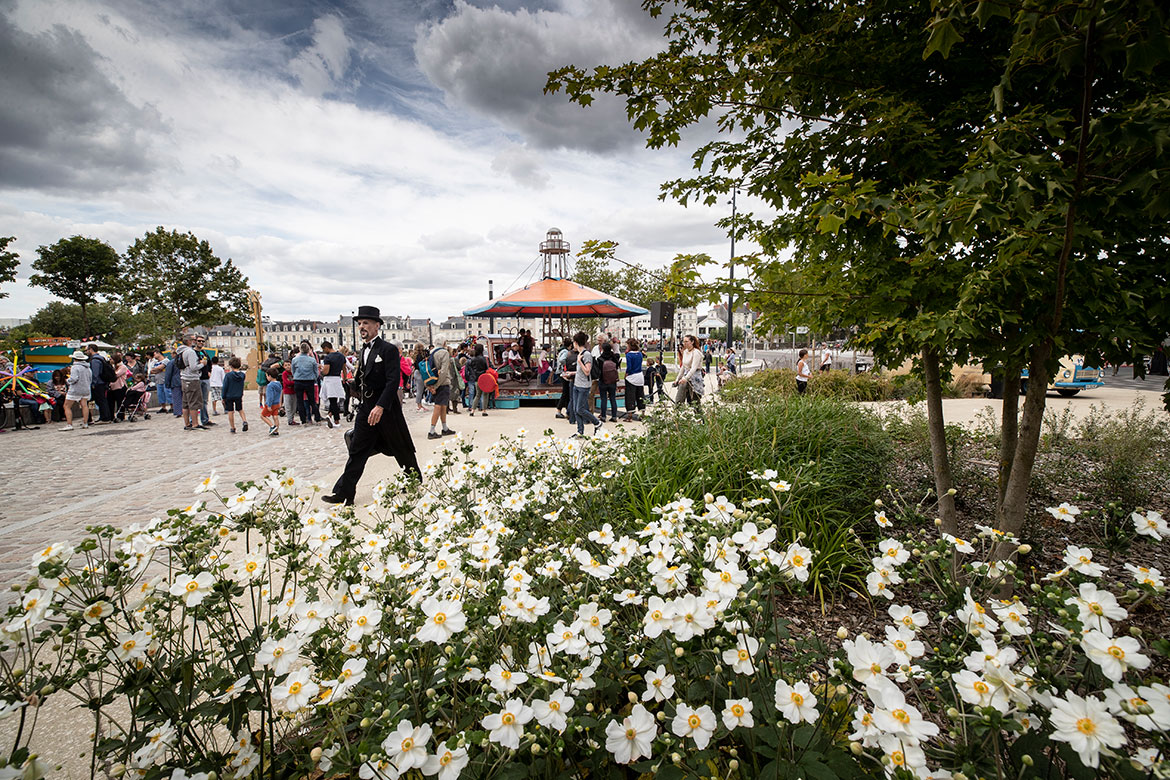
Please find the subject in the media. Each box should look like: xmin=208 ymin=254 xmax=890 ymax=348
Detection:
xmin=650 ymin=301 xmax=676 ymax=330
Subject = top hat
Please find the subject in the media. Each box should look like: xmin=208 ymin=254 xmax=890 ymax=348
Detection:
xmin=355 ymin=305 xmax=383 ymax=324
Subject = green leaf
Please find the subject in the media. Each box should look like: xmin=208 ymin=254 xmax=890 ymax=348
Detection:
xmin=816 ymin=214 xmax=846 ymax=235
xmin=924 ymin=18 xmax=964 ymax=60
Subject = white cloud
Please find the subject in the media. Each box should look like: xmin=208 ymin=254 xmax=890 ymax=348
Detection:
xmin=0 ymin=0 xmax=744 ymax=325
xmin=288 ymin=14 xmax=352 ymax=97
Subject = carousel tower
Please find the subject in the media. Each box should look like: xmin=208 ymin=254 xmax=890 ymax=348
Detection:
xmin=540 ymin=228 xmax=570 ymax=280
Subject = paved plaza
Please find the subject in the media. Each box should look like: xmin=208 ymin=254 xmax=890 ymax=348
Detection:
xmin=0 ymin=400 xmax=607 ymax=589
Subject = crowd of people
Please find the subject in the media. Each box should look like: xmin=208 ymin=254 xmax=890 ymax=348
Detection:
xmin=2 ymin=329 xmax=767 ymax=438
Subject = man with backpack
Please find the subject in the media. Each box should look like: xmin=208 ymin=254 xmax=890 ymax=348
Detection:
xmin=426 ymin=344 xmax=455 ymax=439
xmin=597 ymin=341 xmax=621 ymax=422
xmin=86 ymin=343 xmax=115 ymax=423
xmin=176 ymin=334 xmax=207 ymax=431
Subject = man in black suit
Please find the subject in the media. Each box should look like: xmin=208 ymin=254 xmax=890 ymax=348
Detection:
xmin=323 ymin=306 xmax=421 ymax=505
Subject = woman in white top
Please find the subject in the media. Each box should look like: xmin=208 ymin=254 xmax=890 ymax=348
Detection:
xmin=796 ymin=349 xmax=811 ymax=394
xmin=820 ymin=344 xmax=833 ymax=372
xmin=674 ymin=334 xmax=705 ymax=405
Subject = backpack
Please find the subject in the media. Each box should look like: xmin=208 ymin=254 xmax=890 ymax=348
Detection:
xmin=601 ymin=357 xmax=619 ymax=384
xmin=589 ymin=351 xmax=603 ymax=381
xmin=99 ymin=356 xmax=116 ymax=384
xmin=420 ymin=349 xmax=440 ymax=389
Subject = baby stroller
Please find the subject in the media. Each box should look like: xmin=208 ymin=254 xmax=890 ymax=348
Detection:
xmin=118 ymin=379 xmax=152 ymax=422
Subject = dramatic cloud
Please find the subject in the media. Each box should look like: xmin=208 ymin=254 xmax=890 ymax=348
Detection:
xmin=0 ymin=0 xmax=742 ymax=325
xmin=0 ymin=12 xmax=165 ymax=191
xmin=415 ymin=0 xmax=666 ymax=153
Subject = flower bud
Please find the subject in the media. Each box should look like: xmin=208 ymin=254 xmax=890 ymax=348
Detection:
xmin=1030 ymin=583 xmax=1041 ymax=592
xmin=946 ymin=707 xmax=959 ymax=718
xmin=874 ymin=499 xmax=883 ymax=507
xmin=675 ymin=647 xmax=685 ymax=657
xmin=1052 ymin=641 xmax=1064 ymax=651
xmin=531 ymin=743 xmax=541 ymax=755
xmin=404 ymin=659 xmax=414 ymax=669
xmin=729 ymin=759 xmax=740 ymax=771
xmin=672 ymin=753 xmax=682 ymax=765
xmin=1020 ymin=755 xmax=1033 ymax=767
xmin=310 ymin=747 xmax=323 ymax=762
xmin=849 ymin=742 xmax=863 ymax=756
xmin=1130 ymin=626 xmax=1143 ymax=637
xmin=1017 ymin=544 xmax=1031 ymax=555
xmin=586 ymin=703 xmax=594 ymax=713
xmin=657 ymin=711 xmax=666 ymax=721
xmin=360 ymin=718 xmax=371 ymax=728
xmin=947 ymin=488 xmax=957 ymax=495
xmin=934 ymin=518 xmax=942 ymax=526
xmin=628 ymin=692 xmax=638 ymax=704
xmin=836 ymin=627 xmax=849 ymax=640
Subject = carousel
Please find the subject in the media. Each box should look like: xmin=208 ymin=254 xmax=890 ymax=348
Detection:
xmin=462 ymin=229 xmax=648 ymax=401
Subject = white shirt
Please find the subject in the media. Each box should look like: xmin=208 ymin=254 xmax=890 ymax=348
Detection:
xmin=210 ymin=364 xmax=225 ymax=388
xmin=797 ymin=359 xmax=811 ymax=381
xmin=821 ymin=349 xmax=832 ymax=367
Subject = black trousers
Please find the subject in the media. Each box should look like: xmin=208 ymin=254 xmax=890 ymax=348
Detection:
xmin=557 ymin=377 xmax=572 ymax=411
xmin=92 ymin=384 xmax=112 ymax=421
xmin=332 ymin=414 xmax=421 ymax=500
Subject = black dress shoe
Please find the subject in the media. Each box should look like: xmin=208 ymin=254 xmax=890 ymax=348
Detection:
xmin=321 ymin=494 xmax=354 ymax=506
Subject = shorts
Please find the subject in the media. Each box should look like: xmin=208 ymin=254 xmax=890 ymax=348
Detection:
xmin=262 ymin=404 xmax=281 ymax=417
xmin=796 ymin=379 xmax=808 ymax=394
xmin=65 ymin=393 xmax=88 ymax=403
xmin=210 ymin=386 xmax=223 ymax=400
xmin=181 ymin=380 xmax=203 ymax=411
xmin=223 ymin=396 xmax=242 ymax=412
xmin=432 ymin=384 xmax=451 ymax=407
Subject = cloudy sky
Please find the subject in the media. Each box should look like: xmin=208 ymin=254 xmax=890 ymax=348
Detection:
xmin=0 ymin=0 xmax=740 ymax=323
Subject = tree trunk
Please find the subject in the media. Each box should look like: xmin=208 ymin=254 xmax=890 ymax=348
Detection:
xmin=997 ymin=370 xmax=1020 ymax=514
xmin=922 ymin=347 xmax=959 ymax=536
xmin=80 ymin=301 xmax=90 ymax=340
xmin=992 ymin=344 xmax=1051 ymax=562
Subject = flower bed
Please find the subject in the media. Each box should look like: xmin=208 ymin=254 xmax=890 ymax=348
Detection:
xmin=1 ymin=416 xmax=1167 ymax=779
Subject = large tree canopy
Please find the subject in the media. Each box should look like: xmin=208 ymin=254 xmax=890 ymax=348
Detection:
xmin=28 ymin=235 xmax=120 ymax=336
xmin=548 ymin=0 xmax=1170 ymax=557
xmin=118 ymin=227 xmax=251 ymax=334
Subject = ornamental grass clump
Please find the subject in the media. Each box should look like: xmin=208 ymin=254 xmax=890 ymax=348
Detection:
xmin=0 ymin=424 xmax=1167 ymax=780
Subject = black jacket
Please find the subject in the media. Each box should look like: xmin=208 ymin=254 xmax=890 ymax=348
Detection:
xmin=354 ymin=337 xmax=414 ymax=454
xmin=356 ymin=337 xmax=402 ymax=410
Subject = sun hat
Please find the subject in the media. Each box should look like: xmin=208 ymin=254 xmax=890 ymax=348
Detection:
xmin=72 ymin=351 xmax=87 ymax=361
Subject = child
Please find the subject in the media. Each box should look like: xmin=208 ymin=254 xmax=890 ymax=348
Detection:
xmin=222 ymin=356 xmax=248 ymax=433
xmin=644 ymin=357 xmax=656 ymax=403
xmin=261 ymin=366 xmax=283 ymax=435
xmin=281 ymin=363 xmax=299 ymax=425
xmin=209 ymin=355 xmax=225 ymax=415
xmin=256 ymin=362 xmax=270 ymax=408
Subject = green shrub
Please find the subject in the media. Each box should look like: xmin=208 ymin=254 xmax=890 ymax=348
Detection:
xmin=607 ymin=397 xmax=894 ymax=605
xmin=1076 ymin=400 xmax=1170 ymax=506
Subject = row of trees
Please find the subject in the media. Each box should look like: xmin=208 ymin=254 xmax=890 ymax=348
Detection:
xmin=0 ymin=227 xmax=251 ymax=346
xmin=548 ymin=0 xmax=1170 ymax=561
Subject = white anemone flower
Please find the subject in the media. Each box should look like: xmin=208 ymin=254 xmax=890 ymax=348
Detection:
xmin=1063 ymin=545 xmax=1106 ymax=577
xmin=670 ymin=594 xmax=715 ymax=640
xmin=1105 ymin=683 xmax=1170 ymax=731
xmin=416 ymin=598 xmax=467 ymax=644
xmin=1065 ymin=582 xmax=1127 ymax=632
xmin=604 ymin=703 xmax=657 ymax=764
xmin=1046 ymin=503 xmax=1081 ymax=522
xmin=720 ymin=634 xmax=760 ymax=675
xmin=1048 ymin=691 xmax=1126 ymax=769
xmin=1124 ymin=563 xmax=1165 ymax=589
xmin=1082 ymin=631 xmax=1150 ymax=682
xmin=381 ymin=719 xmax=431 ymax=774
xmin=1133 ymin=511 xmax=1168 ymax=541
xmin=257 ymin=635 xmax=304 ymax=676
xmin=843 ymin=635 xmax=896 ymax=683
xmin=111 ymin=630 xmax=149 ymax=663
xmin=532 ymin=689 xmax=574 ymax=732
xmin=422 ymin=745 xmax=469 ymax=780
xmin=482 ymin=698 xmax=534 ymax=749
xmin=722 ymin=697 xmax=755 ymax=730
xmin=168 ymin=572 xmax=215 ymax=607
xmin=671 ymin=702 xmax=717 ymax=749
xmin=642 ymin=665 xmax=676 ymax=702
xmin=952 ymin=669 xmax=1007 ymax=713
xmin=888 ymin=604 xmax=929 ymax=628
xmin=873 ymin=510 xmax=893 ymax=528
xmin=345 ymin=604 xmax=383 ymax=641
xmin=272 ymin=668 xmax=318 ymax=712
xmin=486 ymin=663 xmax=529 ymax=694
xmin=878 ymin=539 xmax=910 ymax=566
xmin=774 ymin=680 xmax=819 ymax=724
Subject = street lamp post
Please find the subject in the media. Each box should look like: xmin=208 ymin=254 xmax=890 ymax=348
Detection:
xmin=727 ymin=188 xmax=737 ymax=354
xmin=351 ymin=311 xmax=356 ymax=350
